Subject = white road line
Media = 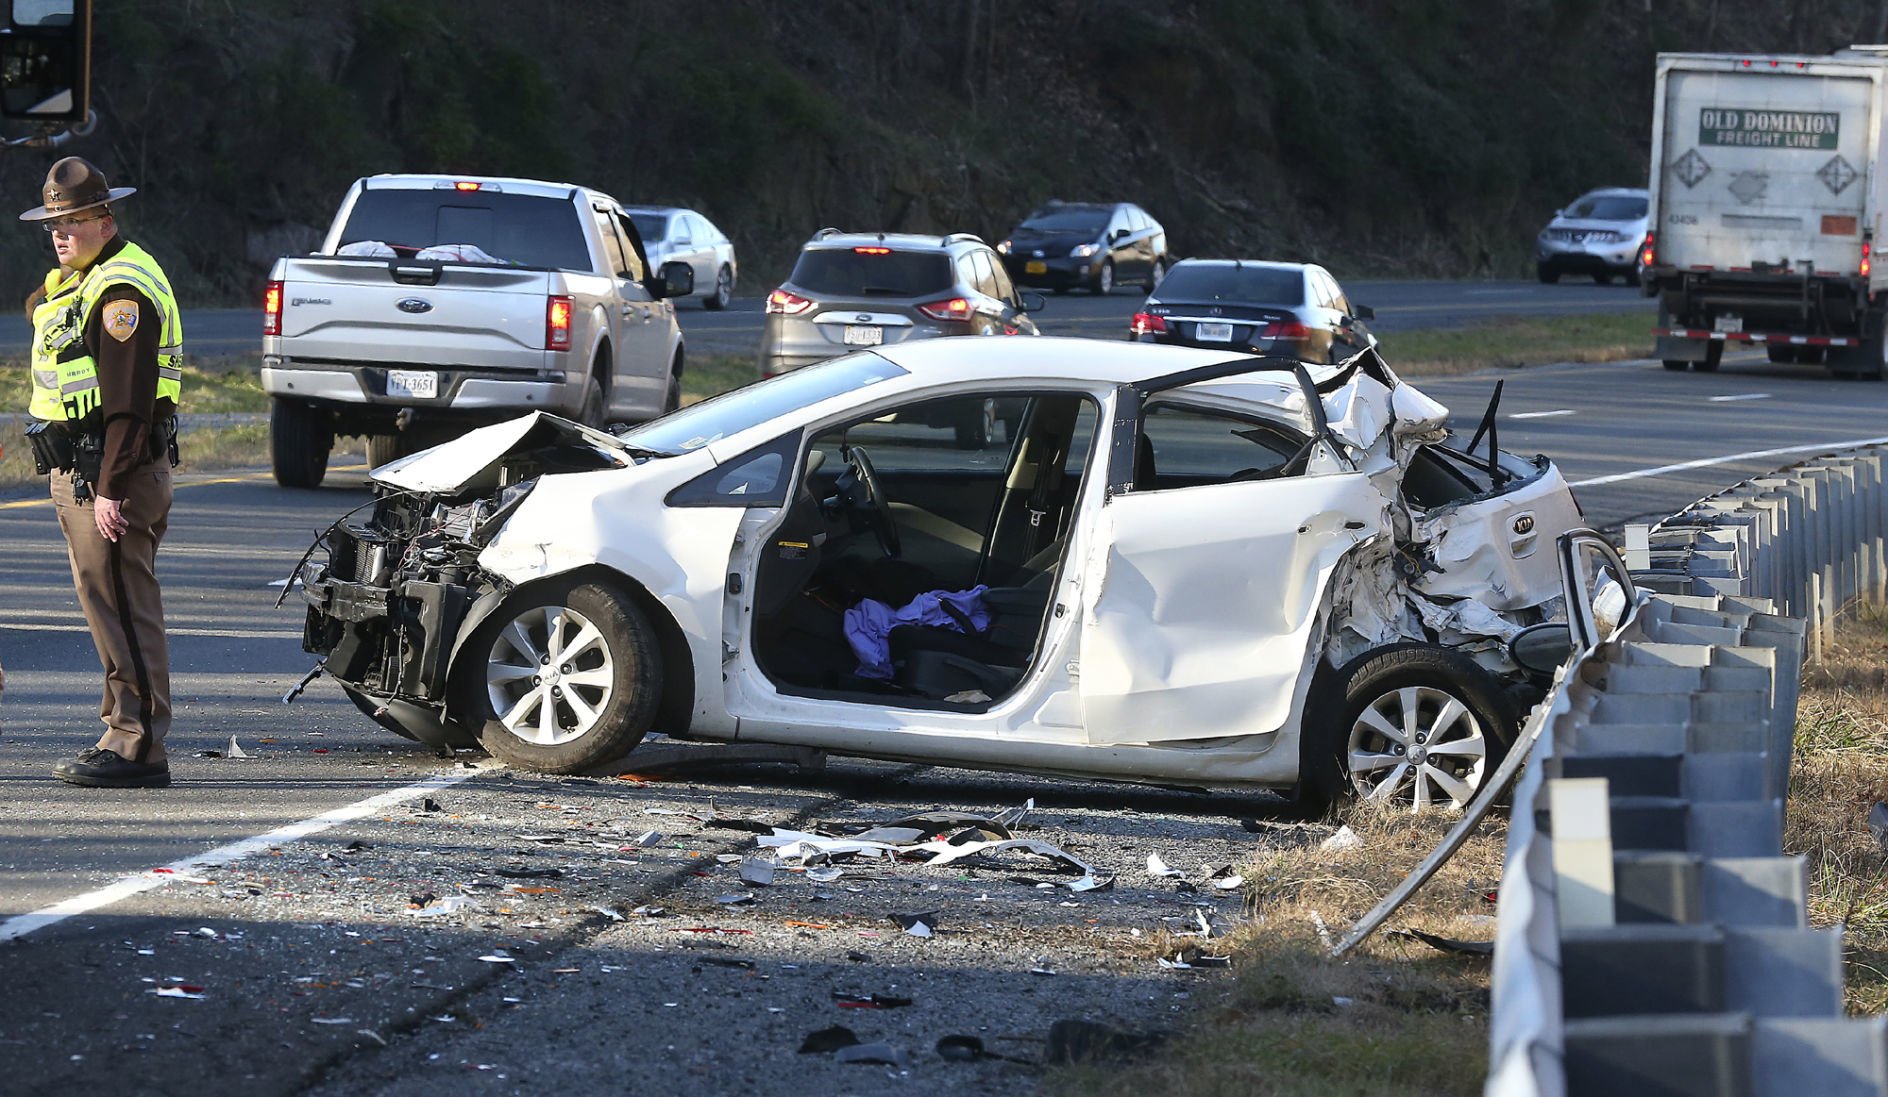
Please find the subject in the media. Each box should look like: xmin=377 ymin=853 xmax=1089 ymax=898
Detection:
xmin=0 ymin=767 xmax=488 ymax=943
xmin=1707 ymin=392 xmax=1772 ymax=403
xmin=1571 ymin=434 xmax=1888 ymax=488
xmin=1510 ymin=409 xmax=1576 ymax=420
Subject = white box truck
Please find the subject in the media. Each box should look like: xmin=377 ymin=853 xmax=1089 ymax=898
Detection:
xmin=1646 ymin=49 xmax=1888 ymax=376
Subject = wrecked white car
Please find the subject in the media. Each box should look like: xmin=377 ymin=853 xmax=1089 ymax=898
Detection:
xmin=289 ymin=338 xmax=1583 ymax=810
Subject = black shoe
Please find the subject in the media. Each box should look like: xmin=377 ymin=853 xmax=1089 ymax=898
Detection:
xmin=53 ymin=748 xmax=171 ymax=788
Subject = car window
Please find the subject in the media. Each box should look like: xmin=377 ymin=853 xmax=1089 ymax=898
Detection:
xmin=1323 ymin=271 xmax=1354 ymax=316
xmin=1313 ymin=270 xmax=1340 ymax=310
xmin=789 ymin=248 xmax=955 ymax=297
xmin=1021 ymin=209 xmax=1109 ymax=233
xmin=626 ymin=213 xmax=668 ymax=244
xmin=1133 ymin=401 xmax=1309 ymax=490
xmin=985 ymin=251 xmax=1017 ymax=302
xmin=969 ymin=250 xmax=1002 ymax=298
xmin=667 ymin=432 xmax=802 ymax=507
xmin=955 ymin=253 xmax=981 ymax=294
xmin=593 ymin=207 xmax=634 ymax=278
xmin=689 ymin=213 xmax=715 ymax=241
xmin=619 ymin=353 xmax=910 ymax=454
xmin=338 ymin=189 xmax=592 ymax=269
xmin=1151 ymin=264 xmax=1304 ymax=304
xmin=1566 ymin=195 xmax=1648 ymax=220
xmin=611 ymin=213 xmax=649 ymax=280
xmin=808 ymin=393 xmax=1016 ymax=478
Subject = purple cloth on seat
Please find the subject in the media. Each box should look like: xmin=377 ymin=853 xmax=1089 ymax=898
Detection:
xmin=843 ymin=585 xmax=992 ymax=680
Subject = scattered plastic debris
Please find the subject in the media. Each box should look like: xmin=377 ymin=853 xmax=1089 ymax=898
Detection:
xmin=833 ymin=992 xmax=912 ymax=1009
xmin=149 ymin=985 xmax=205 ymax=1000
xmin=1392 ymin=928 xmax=1495 ymax=956
xmin=635 ymin=830 xmax=663 ymax=847
xmin=226 ymin=736 xmax=248 ymax=759
xmin=477 ymin=952 xmax=517 ymax=964
xmin=835 ymin=1043 xmax=904 ymax=1066
xmin=1320 ymin=825 xmax=1365 ymax=852
xmin=495 ymin=867 xmax=561 ymax=880
xmin=739 ymin=855 xmax=777 ymax=887
xmin=1146 ymin=853 xmax=1184 ymax=878
xmin=407 ymin=896 xmax=474 ymax=918
xmin=715 ymin=893 xmax=757 ymax=906
xmin=937 ymin=1034 xmax=1028 ymax=1063
xmin=798 ymin=1025 xmax=860 ymax=1054
xmin=805 ymin=865 xmax=843 ymax=883
xmin=891 ymin=912 xmax=938 ymax=938
xmin=310 ymin=1016 xmax=354 ymax=1025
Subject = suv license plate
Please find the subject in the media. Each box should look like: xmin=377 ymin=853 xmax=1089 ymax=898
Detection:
xmin=843 ymin=325 xmax=883 ymax=346
xmin=387 ymin=369 xmax=439 ymax=399
xmin=1196 ymin=322 xmax=1234 ymax=342
xmin=1025 ymin=260 xmax=1048 ymax=274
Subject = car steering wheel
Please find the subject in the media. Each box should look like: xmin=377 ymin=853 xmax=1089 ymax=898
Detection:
xmin=845 ymin=444 xmax=902 ymax=558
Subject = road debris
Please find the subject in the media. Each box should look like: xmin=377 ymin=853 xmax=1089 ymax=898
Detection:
xmin=1320 ymin=825 xmax=1365 ymax=852
xmin=835 ymin=1042 xmax=904 ymax=1066
xmin=1392 ymin=927 xmax=1495 ymax=956
xmin=891 ymin=911 xmax=938 ymax=937
xmin=833 ymin=992 xmax=912 ymax=1009
xmin=1146 ymin=853 xmax=1184 ymax=878
xmin=798 ymin=1025 xmax=860 ymax=1054
xmin=937 ymin=1034 xmax=1030 ymax=1063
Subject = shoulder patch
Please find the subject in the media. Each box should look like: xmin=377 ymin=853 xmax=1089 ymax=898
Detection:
xmin=101 ymin=299 xmax=139 ymax=343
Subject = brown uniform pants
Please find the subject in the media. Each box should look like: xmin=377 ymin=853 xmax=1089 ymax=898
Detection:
xmin=51 ymin=462 xmax=172 ymax=764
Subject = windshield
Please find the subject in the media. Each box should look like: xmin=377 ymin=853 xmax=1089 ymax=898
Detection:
xmin=1155 ymin=265 xmax=1304 ymax=305
xmin=627 ymin=213 xmax=668 ymax=242
xmin=620 ymin=354 xmax=911 ymax=454
xmin=337 ymin=189 xmax=591 ymax=269
xmin=787 ymin=248 xmax=954 ymax=298
xmin=1019 ymin=209 xmax=1108 ymax=233
xmin=1566 ymin=195 xmax=1647 ymax=221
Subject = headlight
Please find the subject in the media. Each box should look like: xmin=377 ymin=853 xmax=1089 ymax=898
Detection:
xmin=996 ymin=239 xmax=1011 ymax=255
xmin=1070 ymin=243 xmax=1098 ymax=258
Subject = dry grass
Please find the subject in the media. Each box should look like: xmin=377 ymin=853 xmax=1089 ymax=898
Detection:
xmin=1388 ymin=310 xmax=1653 ymax=377
xmin=1793 ymin=604 xmax=1888 ymax=1013
xmin=1052 ymin=802 xmax=1508 ymax=1096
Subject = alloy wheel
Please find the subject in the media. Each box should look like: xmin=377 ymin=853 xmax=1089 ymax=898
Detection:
xmin=484 ymin=604 xmax=617 ymax=746
xmin=1345 ymin=684 xmax=1489 ymax=810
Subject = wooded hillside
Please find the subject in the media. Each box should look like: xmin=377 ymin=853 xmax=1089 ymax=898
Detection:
xmin=0 ymin=0 xmax=1879 ymax=305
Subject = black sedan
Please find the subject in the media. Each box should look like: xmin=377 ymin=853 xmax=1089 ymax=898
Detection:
xmin=997 ymin=201 xmax=1167 ymax=295
xmin=1128 ymin=259 xmax=1375 ymax=363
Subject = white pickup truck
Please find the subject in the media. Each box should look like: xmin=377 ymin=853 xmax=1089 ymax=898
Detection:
xmin=261 ymin=174 xmax=694 ymax=487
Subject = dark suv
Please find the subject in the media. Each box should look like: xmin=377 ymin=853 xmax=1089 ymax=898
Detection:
xmin=997 ymin=201 xmax=1168 ymax=295
xmin=760 ymin=230 xmax=1044 ymax=377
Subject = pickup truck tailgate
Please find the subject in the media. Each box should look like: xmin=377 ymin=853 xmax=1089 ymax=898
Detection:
xmin=275 ymin=258 xmax=556 ymax=371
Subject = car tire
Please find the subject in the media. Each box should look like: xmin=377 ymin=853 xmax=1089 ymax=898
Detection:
xmin=269 ymin=397 xmax=332 ymax=488
xmin=1302 ymin=644 xmax=1518 ymax=814
xmin=1093 ymin=261 xmax=1113 ymax=295
xmin=453 ymin=580 xmax=660 ymax=774
xmin=705 ymin=264 xmax=733 ymax=311
xmin=1594 ymin=270 xmax=1615 ymax=285
xmin=661 ymin=362 xmax=682 ymax=415
xmin=578 ymin=361 xmax=608 ymax=427
xmin=1624 ymin=266 xmax=1642 ymax=287
xmin=1766 ymin=345 xmax=1798 ymax=365
xmin=1145 ymin=258 xmax=1166 ymax=292
xmin=1662 ymin=360 xmax=1690 ymax=371
xmin=1535 ymin=263 xmax=1560 ymax=285
xmin=365 ymin=433 xmax=414 ymax=469
xmin=954 ymin=398 xmax=998 ymax=450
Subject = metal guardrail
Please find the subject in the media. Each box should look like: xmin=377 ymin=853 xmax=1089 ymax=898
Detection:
xmin=1488 ymin=448 xmax=1888 ymax=1097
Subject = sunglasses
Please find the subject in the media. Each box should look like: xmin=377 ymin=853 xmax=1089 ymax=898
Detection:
xmin=42 ymin=212 xmax=108 ymax=234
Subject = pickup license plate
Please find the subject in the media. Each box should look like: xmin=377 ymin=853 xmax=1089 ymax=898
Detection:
xmin=387 ymin=369 xmax=439 ymax=399
xmin=1025 ymin=261 xmax=1047 ymax=274
xmin=843 ymin=325 xmax=883 ymax=346
xmin=1196 ymin=322 xmax=1234 ymax=342
xmin=1714 ymin=314 xmax=1743 ymax=334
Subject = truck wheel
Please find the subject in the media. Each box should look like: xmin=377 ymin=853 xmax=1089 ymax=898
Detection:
xmin=366 ymin=433 xmax=414 ymax=469
xmin=704 ymin=264 xmax=733 ymax=311
xmin=452 ymin=580 xmax=660 ymax=773
xmin=269 ymin=398 xmax=332 ymax=488
xmin=1766 ymin=345 xmax=1797 ymax=365
xmin=1694 ymin=341 xmax=1724 ymax=372
xmin=1662 ymin=360 xmax=1690 ymax=371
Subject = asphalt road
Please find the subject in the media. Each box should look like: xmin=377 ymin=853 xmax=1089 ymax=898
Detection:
xmin=0 ymin=278 xmax=1654 ymax=358
xmin=10 ymin=282 xmax=1888 ymax=1094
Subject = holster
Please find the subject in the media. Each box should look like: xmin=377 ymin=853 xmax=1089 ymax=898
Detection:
xmin=23 ymin=420 xmax=74 ymax=476
xmin=152 ymin=416 xmax=179 ymax=468
xmin=72 ymin=430 xmax=104 ymax=485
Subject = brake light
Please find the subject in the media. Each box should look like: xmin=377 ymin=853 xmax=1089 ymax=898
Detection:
xmin=1261 ymin=319 xmax=1311 ymax=340
xmin=1865 ymin=239 xmax=1873 ymax=278
xmin=263 ymin=280 xmax=283 ymax=336
xmin=1640 ymin=230 xmax=1656 ymax=268
xmin=853 ymin=246 xmax=892 ymax=255
xmin=1129 ymin=311 xmax=1168 ymax=335
xmin=918 ymin=297 xmax=973 ymax=321
xmin=546 ymin=294 xmax=572 ymax=351
xmin=454 ymin=181 xmax=482 ymax=192
xmin=766 ymin=288 xmax=814 ymax=315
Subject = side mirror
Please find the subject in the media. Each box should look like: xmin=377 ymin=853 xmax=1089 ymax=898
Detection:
xmin=1017 ymin=290 xmax=1047 ymax=313
xmin=1109 ymin=228 xmax=1129 ymax=242
xmin=1353 ymin=304 xmax=1375 ymax=321
xmin=1508 ymin=622 xmax=1575 ymax=677
xmin=651 ymin=260 xmax=694 ymax=300
xmin=1 ymin=0 xmax=90 ymax=123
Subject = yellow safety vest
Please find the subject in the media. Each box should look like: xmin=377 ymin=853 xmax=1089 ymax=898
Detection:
xmin=28 ymin=241 xmax=184 ymax=422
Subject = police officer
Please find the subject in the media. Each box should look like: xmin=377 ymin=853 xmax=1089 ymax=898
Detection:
xmin=20 ymin=157 xmax=183 ymax=788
